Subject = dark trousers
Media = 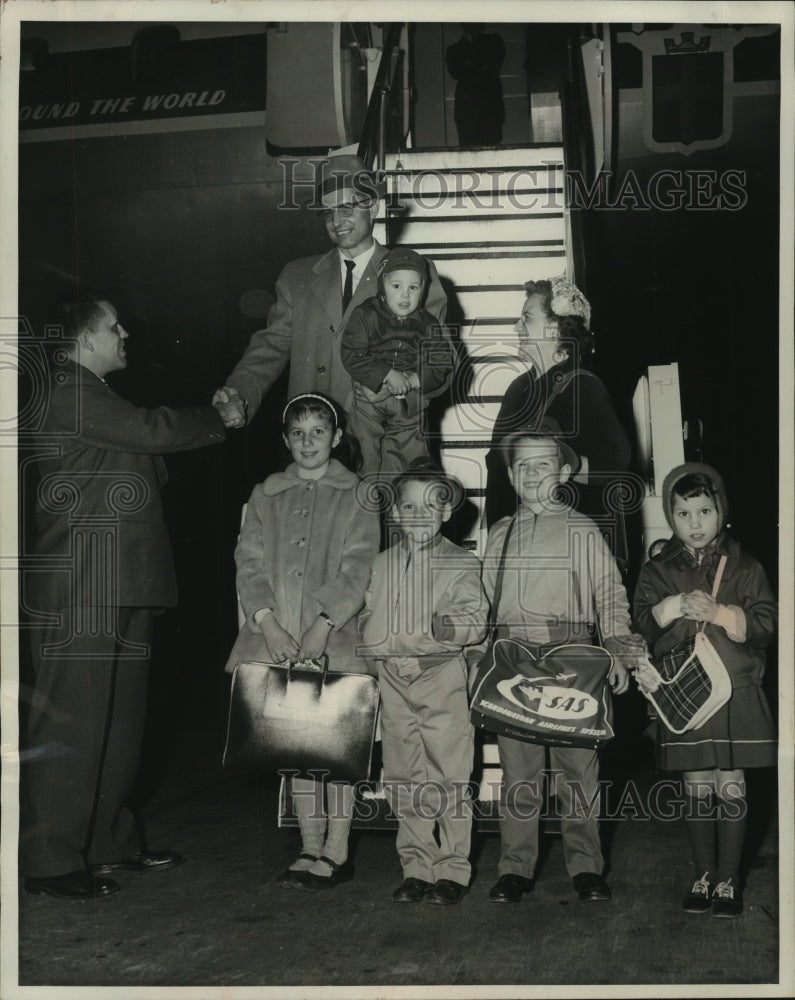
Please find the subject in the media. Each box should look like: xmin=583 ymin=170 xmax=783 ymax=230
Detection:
xmin=348 ymin=394 xmax=431 ymax=476
xmin=21 ymin=607 xmax=152 ymax=877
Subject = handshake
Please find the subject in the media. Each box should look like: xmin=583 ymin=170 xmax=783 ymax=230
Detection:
xmin=212 ymin=386 xmax=247 ymax=429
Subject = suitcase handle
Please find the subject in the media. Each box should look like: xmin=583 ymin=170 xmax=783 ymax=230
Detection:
xmin=286 ymin=655 xmax=328 ymax=679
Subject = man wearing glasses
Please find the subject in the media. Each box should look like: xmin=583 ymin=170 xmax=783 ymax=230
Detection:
xmin=212 ymin=155 xmax=447 ymax=429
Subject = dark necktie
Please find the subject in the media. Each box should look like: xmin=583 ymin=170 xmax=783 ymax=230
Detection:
xmin=342 ymin=259 xmax=355 ymax=313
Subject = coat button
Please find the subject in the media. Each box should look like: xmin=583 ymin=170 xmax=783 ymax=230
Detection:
xmin=317 ymin=365 xmax=326 ymax=374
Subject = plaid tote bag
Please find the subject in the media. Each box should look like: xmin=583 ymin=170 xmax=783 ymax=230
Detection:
xmin=642 ymin=555 xmax=732 ymax=734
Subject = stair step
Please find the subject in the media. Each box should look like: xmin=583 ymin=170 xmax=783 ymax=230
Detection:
xmin=456 ymin=324 xmax=522 ymax=354
xmin=384 ymin=210 xmax=565 ymax=226
xmin=441 ymin=402 xmax=502 ymax=440
xmin=385 ymin=191 xmax=565 ymax=217
xmin=440 ymin=451 xmax=490 ymax=490
xmin=387 ymin=146 xmax=564 ymax=170
xmin=416 ymin=256 xmax=561 ymax=288
xmin=407 ymin=244 xmax=564 ymax=257
xmin=464 ymin=357 xmax=527 ymax=397
xmin=385 ymin=172 xmax=564 ymax=212
xmin=381 ymin=215 xmax=565 ymax=247
xmin=372 ymin=235 xmax=566 ymax=274
xmin=374 ymin=240 xmax=566 ymax=257
xmin=454 ymin=288 xmax=527 ymax=319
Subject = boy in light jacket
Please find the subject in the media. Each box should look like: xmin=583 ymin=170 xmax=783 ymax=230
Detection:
xmin=358 ymin=458 xmax=487 ymax=905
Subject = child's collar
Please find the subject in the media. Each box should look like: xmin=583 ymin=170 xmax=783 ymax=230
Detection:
xmin=664 ymin=530 xmax=736 ymax=564
xmin=399 ymin=531 xmax=444 ymax=555
xmin=262 ymin=459 xmax=357 ymax=495
xmin=519 ymin=499 xmax=571 ymax=517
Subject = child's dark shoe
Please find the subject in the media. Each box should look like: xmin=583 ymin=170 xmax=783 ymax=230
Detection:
xmin=711 ymin=879 xmax=743 ymax=918
xmin=426 ymin=879 xmax=468 ymax=905
xmin=681 ymin=873 xmax=712 ymax=913
xmin=291 ymin=856 xmax=353 ymax=892
xmin=392 ymin=877 xmax=434 ymax=903
xmin=572 ymin=872 xmax=611 ymax=901
xmin=488 ymin=873 xmax=534 ymax=902
xmin=276 ymin=853 xmax=318 ymax=889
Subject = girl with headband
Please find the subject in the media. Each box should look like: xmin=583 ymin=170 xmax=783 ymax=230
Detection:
xmin=224 ymin=393 xmax=379 ymax=890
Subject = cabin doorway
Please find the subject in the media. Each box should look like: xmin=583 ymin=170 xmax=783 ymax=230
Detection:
xmin=410 ymin=22 xmax=568 ymax=149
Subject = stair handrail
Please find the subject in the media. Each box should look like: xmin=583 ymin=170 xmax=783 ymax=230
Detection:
xmin=560 ymin=24 xmax=599 ymax=297
xmin=356 ymin=23 xmax=405 ymax=172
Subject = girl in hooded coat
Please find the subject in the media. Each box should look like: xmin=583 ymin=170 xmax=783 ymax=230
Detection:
xmin=633 ymin=462 xmax=777 ymax=919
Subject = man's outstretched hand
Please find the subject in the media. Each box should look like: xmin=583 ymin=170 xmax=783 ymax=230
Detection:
xmin=212 ymin=386 xmax=247 ymax=429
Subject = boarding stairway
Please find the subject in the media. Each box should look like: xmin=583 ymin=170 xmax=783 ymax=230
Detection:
xmin=374 ymin=144 xmax=569 ymax=557
xmin=375 ymin=145 xmax=570 ymax=822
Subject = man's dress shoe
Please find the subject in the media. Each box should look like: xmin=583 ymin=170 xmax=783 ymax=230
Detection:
xmin=24 ymin=871 xmax=121 ymax=899
xmin=89 ymin=850 xmax=184 ymax=875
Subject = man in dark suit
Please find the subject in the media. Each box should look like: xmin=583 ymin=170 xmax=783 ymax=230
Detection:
xmin=446 ymin=24 xmax=506 ymax=147
xmin=20 ymin=294 xmax=227 ymax=899
xmin=212 ymin=154 xmax=448 ymax=428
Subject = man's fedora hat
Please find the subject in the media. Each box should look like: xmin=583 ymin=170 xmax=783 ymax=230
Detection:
xmin=314 ymin=154 xmax=387 ymax=203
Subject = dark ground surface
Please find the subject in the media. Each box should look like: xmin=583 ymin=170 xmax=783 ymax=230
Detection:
xmin=10 ymin=681 xmax=787 ymax=997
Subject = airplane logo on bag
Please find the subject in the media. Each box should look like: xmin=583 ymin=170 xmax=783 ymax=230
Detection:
xmin=496 ymin=675 xmax=598 ymax=720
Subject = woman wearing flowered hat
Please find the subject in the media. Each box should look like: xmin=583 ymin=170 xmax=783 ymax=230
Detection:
xmin=485 ymin=276 xmax=632 ymax=560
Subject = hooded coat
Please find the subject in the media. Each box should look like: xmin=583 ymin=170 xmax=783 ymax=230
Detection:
xmin=340 ymin=296 xmax=454 ymax=417
xmin=634 ymin=461 xmax=776 ymax=688
xmin=632 ymin=462 xmax=777 ymax=769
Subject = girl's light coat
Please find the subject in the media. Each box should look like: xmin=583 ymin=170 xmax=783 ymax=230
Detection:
xmin=225 ymin=459 xmax=380 ymax=674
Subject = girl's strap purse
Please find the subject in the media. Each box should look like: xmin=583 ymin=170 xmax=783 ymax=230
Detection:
xmin=639 ymin=554 xmax=732 ymax=734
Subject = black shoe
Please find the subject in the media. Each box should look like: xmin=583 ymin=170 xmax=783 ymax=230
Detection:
xmin=290 ymin=856 xmax=354 ymax=893
xmin=711 ymin=880 xmax=743 ymax=919
xmin=426 ymin=879 xmax=468 ymax=905
xmin=24 ymin=871 xmax=121 ymax=900
xmin=89 ymin=850 xmax=184 ymax=875
xmin=489 ymin=873 xmax=535 ymax=903
xmin=276 ymin=853 xmax=319 ymax=888
xmin=572 ymin=872 xmax=611 ymax=901
xmin=681 ymin=873 xmax=712 ymax=913
xmin=392 ymin=877 xmax=434 ymax=903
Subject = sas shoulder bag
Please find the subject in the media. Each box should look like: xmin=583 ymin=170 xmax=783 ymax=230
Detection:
xmin=470 ymin=517 xmax=615 ymax=750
